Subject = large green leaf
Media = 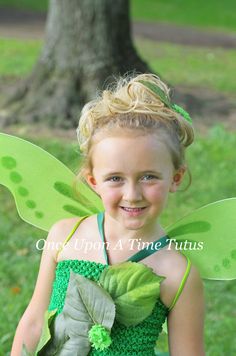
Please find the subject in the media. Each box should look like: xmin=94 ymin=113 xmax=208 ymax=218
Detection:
xmin=41 ymin=271 xmax=115 ymax=355
xmin=99 ymin=262 xmax=165 ymax=326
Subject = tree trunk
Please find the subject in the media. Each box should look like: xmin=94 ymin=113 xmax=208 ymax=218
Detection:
xmin=2 ymin=0 xmax=151 ymax=128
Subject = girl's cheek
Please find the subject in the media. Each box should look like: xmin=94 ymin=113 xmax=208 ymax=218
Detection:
xmin=146 ymin=184 xmax=170 ymax=205
xmin=100 ymin=188 xmax=121 ymax=205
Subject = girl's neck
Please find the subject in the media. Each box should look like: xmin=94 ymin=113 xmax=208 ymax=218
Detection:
xmin=103 ymin=213 xmax=166 ymax=245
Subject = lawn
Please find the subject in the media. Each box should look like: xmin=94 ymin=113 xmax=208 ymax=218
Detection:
xmin=1 ymin=37 xmax=236 ymax=95
xmin=1 ymin=127 xmax=236 ymax=355
xmin=0 ymin=0 xmax=235 ymax=33
xmin=135 ymin=39 xmax=236 ymax=94
xmin=131 ymin=0 xmax=236 ymax=33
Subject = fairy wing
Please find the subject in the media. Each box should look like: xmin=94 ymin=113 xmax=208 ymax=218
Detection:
xmin=0 ymin=133 xmax=104 ymax=232
xmin=166 ymin=198 xmax=236 ymax=280
xmin=1 ymin=133 xmax=235 ymax=280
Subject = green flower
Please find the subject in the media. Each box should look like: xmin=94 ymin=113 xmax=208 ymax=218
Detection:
xmin=172 ymin=103 xmax=193 ymax=124
xmin=88 ymin=324 xmax=112 ymax=350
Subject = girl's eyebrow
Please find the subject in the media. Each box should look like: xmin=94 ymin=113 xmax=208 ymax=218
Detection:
xmin=102 ymin=170 xmax=163 ymax=178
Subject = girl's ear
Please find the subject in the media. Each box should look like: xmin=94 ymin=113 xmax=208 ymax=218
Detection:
xmin=169 ymin=166 xmax=186 ymax=193
xmin=86 ymin=174 xmax=99 ymax=193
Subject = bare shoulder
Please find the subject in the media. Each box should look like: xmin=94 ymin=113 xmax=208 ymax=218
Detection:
xmin=48 ymin=214 xmax=98 ymax=261
xmin=50 ymin=214 xmax=97 ymax=240
xmin=156 ymin=246 xmax=202 ymax=308
xmin=46 ymin=217 xmax=83 ymax=260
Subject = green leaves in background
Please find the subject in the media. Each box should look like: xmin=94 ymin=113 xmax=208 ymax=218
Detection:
xmin=99 ymin=261 xmax=165 ymax=327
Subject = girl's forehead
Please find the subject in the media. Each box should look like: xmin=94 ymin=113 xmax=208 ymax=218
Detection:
xmin=91 ymin=132 xmax=174 ymax=171
xmin=92 ymin=131 xmax=168 ymax=153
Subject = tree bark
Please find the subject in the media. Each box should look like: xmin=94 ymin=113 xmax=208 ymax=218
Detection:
xmin=2 ymin=0 xmax=151 ymax=128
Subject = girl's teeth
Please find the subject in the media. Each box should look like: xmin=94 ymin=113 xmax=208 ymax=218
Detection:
xmin=122 ymin=207 xmax=144 ymax=212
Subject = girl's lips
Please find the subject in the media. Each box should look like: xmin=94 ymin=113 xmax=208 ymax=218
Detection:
xmin=120 ymin=207 xmax=146 ymax=210
xmin=120 ymin=206 xmax=147 ymax=216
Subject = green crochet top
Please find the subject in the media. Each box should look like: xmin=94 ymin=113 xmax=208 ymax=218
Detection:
xmin=48 ymin=212 xmax=191 ymax=355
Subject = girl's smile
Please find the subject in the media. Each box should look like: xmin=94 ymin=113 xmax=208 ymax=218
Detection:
xmin=120 ymin=206 xmax=148 ymax=217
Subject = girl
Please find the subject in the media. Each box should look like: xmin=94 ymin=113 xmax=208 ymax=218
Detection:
xmin=11 ymin=73 xmax=205 ymax=355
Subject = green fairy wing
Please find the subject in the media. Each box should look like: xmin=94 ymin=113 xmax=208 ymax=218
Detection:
xmin=166 ymin=198 xmax=236 ymax=280
xmin=0 ymin=133 xmax=104 ymax=232
xmin=1 ymin=133 xmax=235 ymax=280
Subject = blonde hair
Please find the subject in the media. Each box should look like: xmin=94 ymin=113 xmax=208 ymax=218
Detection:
xmin=75 ymin=73 xmax=194 ymax=186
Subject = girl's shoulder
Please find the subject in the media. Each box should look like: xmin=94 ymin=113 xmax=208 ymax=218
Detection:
xmin=50 ymin=214 xmax=99 ymax=262
xmin=155 ymin=246 xmax=202 ymax=309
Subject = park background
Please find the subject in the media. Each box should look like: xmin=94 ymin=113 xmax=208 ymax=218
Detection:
xmin=0 ymin=0 xmax=236 ymax=355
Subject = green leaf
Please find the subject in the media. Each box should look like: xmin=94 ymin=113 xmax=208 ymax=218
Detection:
xmin=138 ymin=80 xmax=172 ymax=108
xmin=41 ymin=271 xmax=116 ymax=355
xmin=99 ymin=262 xmax=165 ymax=326
xmin=35 ymin=309 xmax=57 ymax=354
xmin=21 ymin=309 xmax=58 ymax=356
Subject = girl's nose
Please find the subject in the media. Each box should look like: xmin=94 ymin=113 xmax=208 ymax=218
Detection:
xmin=123 ymin=183 xmax=143 ymax=202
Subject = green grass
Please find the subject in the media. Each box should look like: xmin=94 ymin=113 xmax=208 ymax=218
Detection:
xmin=0 ymin=0 xmax=49 ymax=12
xmin=131 ymin=0 xmax=236 ymax=33
xmin=0 ymin=38 xmax=41 ymax=77
xmin=1 ymin=36 xmax=236 ymax=95
xmin=1 ymin=126 xmax=236 ymax=355
xmin=0 ymin=0 xmax=235 ymax=32
xmin=135 ymin=38 xmax=236 ymax=94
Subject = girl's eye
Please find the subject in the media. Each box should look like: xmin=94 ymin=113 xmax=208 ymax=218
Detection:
xmin=107 ymin=176 xmax=122 ymax=182
xmin=142 ymin=175 xmax=158 ymax=181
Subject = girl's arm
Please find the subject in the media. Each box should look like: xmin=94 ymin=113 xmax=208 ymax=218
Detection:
xmin=10 ymin=219 xmax=69 ymax=356
xmin=167 ymin=265 xmax=205 ymax=356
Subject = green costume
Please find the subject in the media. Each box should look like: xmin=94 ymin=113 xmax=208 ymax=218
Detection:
xmin=47 ymin=212 xmax=191 ymax=355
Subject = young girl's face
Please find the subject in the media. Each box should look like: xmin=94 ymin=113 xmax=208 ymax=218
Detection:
xmin=87 ymin=131 xmax=184 ymax=231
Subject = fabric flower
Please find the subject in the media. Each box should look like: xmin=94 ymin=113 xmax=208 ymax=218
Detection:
xmin=88 ymin=324 xmax=112 ymax=350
